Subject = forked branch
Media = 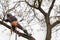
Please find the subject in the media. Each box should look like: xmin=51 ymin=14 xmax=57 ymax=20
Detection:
xmin=25 ymin=0 xmax=47 ymax=16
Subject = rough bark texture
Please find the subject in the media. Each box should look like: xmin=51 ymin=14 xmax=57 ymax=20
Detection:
xmin=24 ymin=0 xmax=56 ymax=40
xmin=45 ymin=15 xmax=52 ymax=40
xmin=46 ymin=25 xmax=51 ymax=40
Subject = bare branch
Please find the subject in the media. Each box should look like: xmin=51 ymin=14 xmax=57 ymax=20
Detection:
xmin=0 ymin=21 xmax=35 ymax=40
xmin=48 ymin=0 xmax=55 ymax=16
xmin=25 ymin=0 xmax=38 ymax=9
xmin=51 ymin=20 xmax=60 ymax=28
xmin=6 ymin=1 xmax=24 ymax=13
xmin=25 ymin=0 xmax=47 ymax=16
xmin=38 ymin=0 xmax=43 ymax=8
xmin=39 ymin=7 xmax=47 ymax=16
xmin=50 ymin=16 xmax=60 ymax=18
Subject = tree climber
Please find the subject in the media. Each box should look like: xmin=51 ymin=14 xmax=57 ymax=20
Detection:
xmin=3 ymin=14 xmax=28 ymax=35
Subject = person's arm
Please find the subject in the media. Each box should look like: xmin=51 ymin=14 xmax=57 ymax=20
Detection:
xmin=3 ymin=18 xmax=10 ymax=22
xmin=4 ymin=19 xmax=9 ymax=22
xmin=11 ymin=16 xmax=17 ymax=21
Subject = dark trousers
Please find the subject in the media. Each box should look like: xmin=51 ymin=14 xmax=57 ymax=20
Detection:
xmin=12 ymin=24 xmax=28 ymax=35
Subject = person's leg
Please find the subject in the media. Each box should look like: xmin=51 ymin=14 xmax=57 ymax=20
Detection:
xmin=12 ymin=26 xmax=15 ymax=31
xmin=10 ymin=27 xmax=13 ymax=34
xmin=10 ymin=26 xmax=15 ymax=34
xmin=18 ymin=24 xmax=28 ymax=34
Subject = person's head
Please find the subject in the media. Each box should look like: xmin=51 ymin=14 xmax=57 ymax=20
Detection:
xmin=7 ymin=14 xmax=12 ymax=17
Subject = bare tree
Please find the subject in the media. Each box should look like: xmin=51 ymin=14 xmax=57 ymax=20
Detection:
xmin=0 ymin=0 xmax=60 ymax=40
xmin=24 ymin=0 xmax=60 ymax=40
xmin=0 ymin=0 xmax=35 ymax=40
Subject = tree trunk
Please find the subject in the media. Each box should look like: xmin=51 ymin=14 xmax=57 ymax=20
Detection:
xmin=46 ymin=27 xmax=51 ymax=40
xmin=45 ymin=15 xmax=52 ymax=40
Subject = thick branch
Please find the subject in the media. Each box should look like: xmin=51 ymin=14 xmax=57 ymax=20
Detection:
xmin=39 ymin=7 xmax=47 ymax=16
xmin=6 ymin=3 xmax=17 ymax=13
xmin=0 ymin=21 xmax=35 ymax=40
xmin=25 ymin=0 xmax=47 ymax=16
xmin=25 ymin=0 xmax=38 ymax=9
xmin=38 ymin=0 xmax=43 ymax=8
xmin=48 ymin=0 xmax=55 ymax=16
xmin=51 ymin=20 xmax=60 ymax=28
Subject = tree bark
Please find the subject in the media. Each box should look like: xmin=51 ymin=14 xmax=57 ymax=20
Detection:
xmin=46 ymin=26 xmax=51 ymax=40
xmin=45 ymin=15 xmax=52 ymax=40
